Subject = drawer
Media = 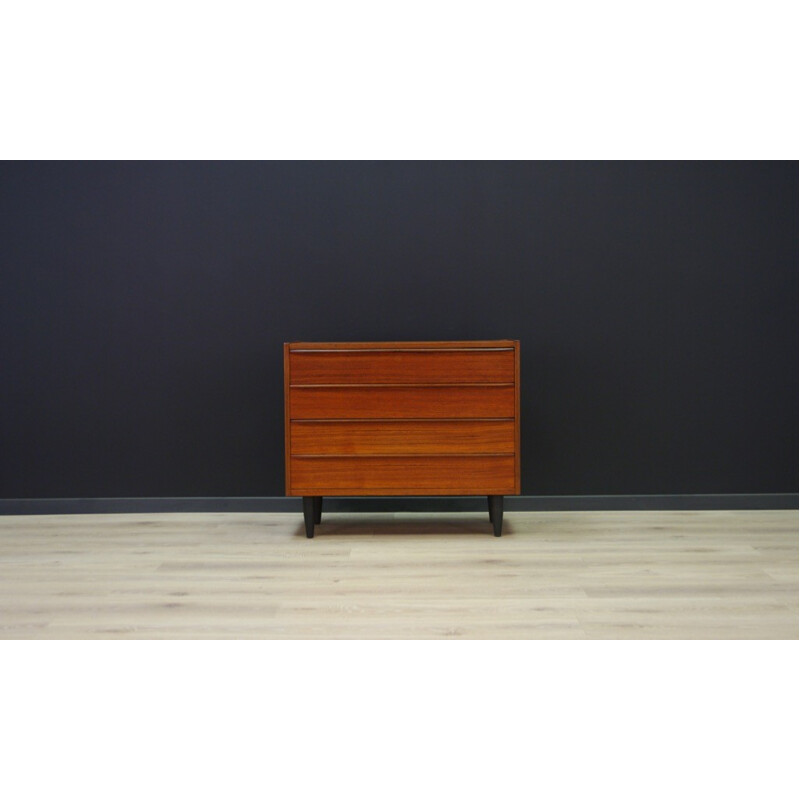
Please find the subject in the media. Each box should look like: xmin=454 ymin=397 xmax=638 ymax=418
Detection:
xmin=291 ymin=419 xmax=515 ymax=455
xmin=289 ymin=349 xmax=514 ymax=385
xmin=289 ymin=385 xmax=515 ymax=420
xmin=290 ymin=455 xmax=516 ymax=495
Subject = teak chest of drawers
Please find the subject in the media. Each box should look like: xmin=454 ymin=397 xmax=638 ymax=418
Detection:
xmin=284 ymin=340 xmax=520 ymax=537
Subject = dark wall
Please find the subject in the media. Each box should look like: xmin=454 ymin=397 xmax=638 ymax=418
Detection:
xmin=0 ymin=161 xmax=797 ymax=498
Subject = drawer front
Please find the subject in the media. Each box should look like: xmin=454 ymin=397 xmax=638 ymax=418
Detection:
xmin=290 ymin=455 xmax=516 ymax=494
xmin=289 ymin=349 xmax=514 ymax=385
xmin=291 ymin=419 xmax=515 ymax=455
xmin=289 ymin=385 xmax=514 ymax=420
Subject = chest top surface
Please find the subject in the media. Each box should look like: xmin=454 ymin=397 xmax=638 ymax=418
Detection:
xmin=287 ymin=340 xmax=517 ymax=350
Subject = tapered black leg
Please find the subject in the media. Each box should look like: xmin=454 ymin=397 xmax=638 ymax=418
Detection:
xmin=302 ymin=496 xmax=315 ymax=538
xmin=489 ymin=495 xmax=504 ymax=536
xmin=313 ymin=496 xmax=322 ymax=525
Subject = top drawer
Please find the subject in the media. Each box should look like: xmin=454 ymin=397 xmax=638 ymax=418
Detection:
xmin=289 ymin=348 xmax=514 ymax=385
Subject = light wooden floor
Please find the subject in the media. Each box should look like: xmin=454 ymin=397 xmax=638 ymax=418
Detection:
xmin=0 ymin=509 xmax=796 ymax=639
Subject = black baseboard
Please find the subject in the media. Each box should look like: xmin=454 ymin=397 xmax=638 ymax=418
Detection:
xmin=0 ymin=494 xmax=796 ymax=515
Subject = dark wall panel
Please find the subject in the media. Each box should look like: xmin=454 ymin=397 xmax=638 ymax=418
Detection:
xmin=0 ymin=161 xmax=796 ymax=497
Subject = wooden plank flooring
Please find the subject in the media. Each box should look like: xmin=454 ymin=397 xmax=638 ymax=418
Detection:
xmin=0 ymin=510 xmax=796 ymax=639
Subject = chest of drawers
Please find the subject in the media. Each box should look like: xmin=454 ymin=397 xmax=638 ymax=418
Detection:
xmin=284 ymin=340 xmax=520 ymax=537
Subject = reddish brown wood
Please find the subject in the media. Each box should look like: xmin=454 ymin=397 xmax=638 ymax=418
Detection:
xmin=289 ymin=385 xmax=515 ymax=420
xmin=289 ymin=341 xmax=517 ymax=351
xmin=514 ymin=339 xmax=521 ymax=493
xmin=290 ymin=455 xmax=516 ymax=495
xmin=283 ymin=342 xmax=291 ymax=495
xmin=283 ymin=340 xmax=521 ymax=506
xmin=290 ymin=349 xmax=514 ymax=385
xmin=291 ymin=419 xmax=515 ymax=455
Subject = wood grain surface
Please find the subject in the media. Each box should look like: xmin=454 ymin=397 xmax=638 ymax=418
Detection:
xmin=290 ymin=455 xmax=516 ymax=494
xmin=288 ymin=341 xmax=517 ymax=350
xmin=0 ymin=510 xmax=795 ymax=639
xmin=514 ymin=339 xmax=521 ymax=493
xmin=290 ymin=349 xmax=514 ymax=385
xmin=289 ymin=385 xmax=515 ymax=420
xmin=284 ymin=343 xmax=292 ymax=493
xmin=291 ymin=419 xmax=516 ymax=455
xmin=284 ymin=340 xmax=520 ymax=499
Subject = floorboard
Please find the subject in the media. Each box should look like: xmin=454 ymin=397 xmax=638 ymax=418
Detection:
xmin=0 ymin=510 xmax=796 ymax=639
